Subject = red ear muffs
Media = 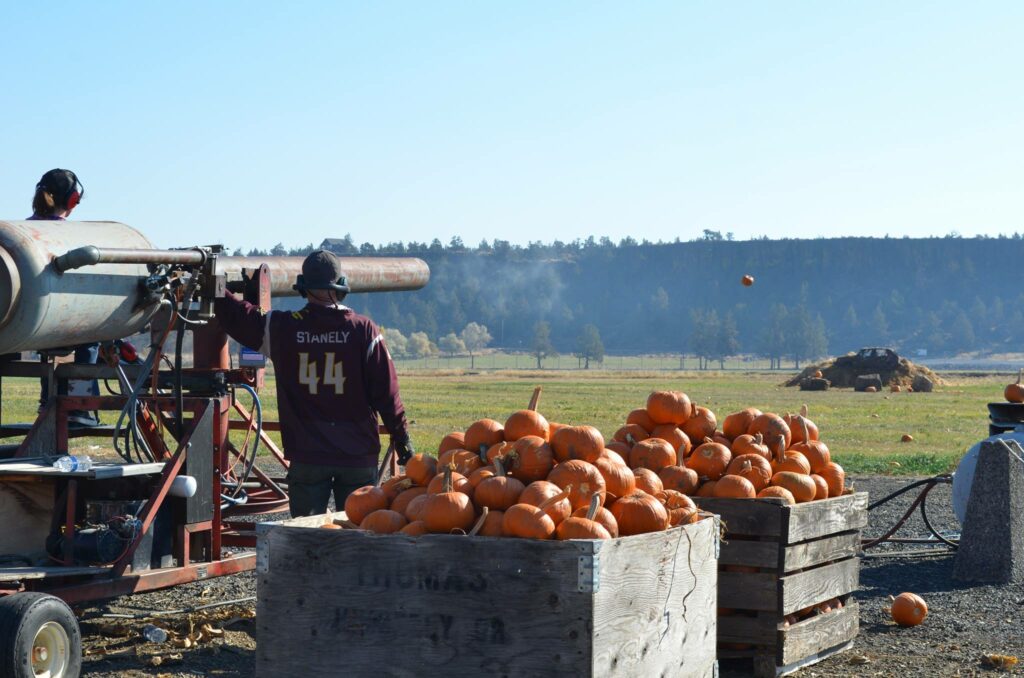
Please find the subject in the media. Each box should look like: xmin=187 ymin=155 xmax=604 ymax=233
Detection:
xmin=66 ymin=190 xmax=80 ymax=211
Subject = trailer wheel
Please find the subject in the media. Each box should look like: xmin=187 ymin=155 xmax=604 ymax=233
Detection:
xmin=0 ymin=592 xmax=81 ymax=678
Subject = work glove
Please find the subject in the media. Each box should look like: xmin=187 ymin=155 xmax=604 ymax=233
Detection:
xmin=394 ymin=436 xmax=415 ymax=465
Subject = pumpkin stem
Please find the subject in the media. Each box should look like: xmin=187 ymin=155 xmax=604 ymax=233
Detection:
xmin=538 ymin=484 xmax=572 ymax=511
xmin=800 ymin=417 xmax=810 ymax=444
xmin=528 ymin=386 xmax=542 ymax=411
xmin=468 ymin=506 xmax=489 ymax=536
xmin=442 ymin=464 xmax=453 ymax=493
xmin=340 ymin=519 xmax=359 ymax=530
xmin=703 ymin=436 xmax=714 ymax=445
xmin=626 ymin=433 xmax=636 ymax=446
xmin=493 ymin=457 xmax=506 ymax=477
xmin=800 ymin=404 xmax=808 ymax=418
xmin=585 ymin=492 xmax=602 ymax=521
xmin=478 ymin=443 xmax=490 ymax=462
xmin=754 ymin=432 xmax=763 ymax=445
xmin=774 ymin=436 xmax=785 ymax=463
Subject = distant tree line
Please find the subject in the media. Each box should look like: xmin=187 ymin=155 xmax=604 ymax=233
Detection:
xmin=251 ymin=230 xmax=1024 ymax=365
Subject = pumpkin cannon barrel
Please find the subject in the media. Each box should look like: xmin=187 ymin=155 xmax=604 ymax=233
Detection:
xmin=0 ymin=219 xmax=430 ymax=354
xmin=0 ymin=220 xmax=163 ymax=354
xmin=217 ymin=255 xmax=430 ymax=295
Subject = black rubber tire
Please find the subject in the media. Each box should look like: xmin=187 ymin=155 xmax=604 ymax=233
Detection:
xmin=0 ymin=592 xmax=81 ymax=678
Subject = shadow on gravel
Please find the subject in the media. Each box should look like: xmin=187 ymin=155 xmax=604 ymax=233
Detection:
xmin=858 ymin=553 xmax=991 ymax=596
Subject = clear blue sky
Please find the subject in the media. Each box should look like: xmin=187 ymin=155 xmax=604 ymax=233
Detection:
xmin=1 ymin=2 xmax=1020 ymax=250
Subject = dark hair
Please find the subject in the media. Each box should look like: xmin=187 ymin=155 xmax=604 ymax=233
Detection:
xmin=31 ymin=169 xmax=83 ymax=217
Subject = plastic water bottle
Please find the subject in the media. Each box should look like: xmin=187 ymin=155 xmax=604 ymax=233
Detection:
xmin=52 ymin=455 xmax=93 ymax=472
xmin=142 ymin=624 xmax=168 ymax=643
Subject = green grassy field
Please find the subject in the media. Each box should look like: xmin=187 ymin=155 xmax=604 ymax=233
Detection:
xmin=3 ymin=370 xmax=1006 ymax=476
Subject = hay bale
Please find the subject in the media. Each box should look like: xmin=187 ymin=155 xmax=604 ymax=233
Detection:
xmin=799 ymin=377 xmax=830 ymax=391
xmin=911 ymin=375 xmax=934 ymax=392
xmin=855 ymin=374 xmax=882 ymax=392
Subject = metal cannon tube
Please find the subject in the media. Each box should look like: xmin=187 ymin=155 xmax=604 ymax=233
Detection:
xmin=218 ymin=256 xmax=430 ymax=295
xmin=0 ymin=220 xmax=430 ymax=354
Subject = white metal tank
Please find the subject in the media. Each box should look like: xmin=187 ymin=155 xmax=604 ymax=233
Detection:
xmin=951 ymin=426 xmax=1024 ymax=525
xmin=0 ymin=220 xmax=161 ymax=354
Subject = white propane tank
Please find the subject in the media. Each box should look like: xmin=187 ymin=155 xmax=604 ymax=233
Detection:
xmin=952 ymin=425 xmax=1024 ymax=525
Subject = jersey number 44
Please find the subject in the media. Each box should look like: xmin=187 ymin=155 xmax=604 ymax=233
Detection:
xmin=298 ymin=352 xmax=346 ymax=394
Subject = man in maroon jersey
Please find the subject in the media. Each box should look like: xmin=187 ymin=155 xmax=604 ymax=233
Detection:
xmin=214 ymin=250 xmax=414 ymax=516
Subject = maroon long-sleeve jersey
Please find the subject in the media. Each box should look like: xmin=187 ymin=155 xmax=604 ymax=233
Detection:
xmin=215 ymin=296 xmax=407 ymax=468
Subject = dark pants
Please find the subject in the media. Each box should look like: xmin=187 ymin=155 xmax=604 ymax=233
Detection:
xmin=286 ymin=462 xmax=377 ymax=517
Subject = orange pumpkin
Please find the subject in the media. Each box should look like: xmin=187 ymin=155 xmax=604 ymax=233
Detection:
xmin=821 ymin=461 xmax=846 ymax=497
xmin=731 ymin=433 xmax=770 ymax=460
xmin=547 ymin=460 xmax=607 ymax=511
xmin=557 ymin=494 xmax=612 ymax=540
xmin=810 ymin=474 xmax=829 ymax=500
xmin=593 ymin=456 xmax=636 ymax=503
xmin=438 ymin=432 xmax=466 ymax=455
xmin=748 ymin=413 xmax=792 ymax=449
xmin=344 ymin=485 xmax=388 ymax=524
xmin=403 ymin=493 xmax=430 ymax=521
xmin=658 ymin=465 xmax=700 ymax=495
xmin=890 ymin=592 xmax=928 ymax=627
xmin=610 ymin=491 xmax=670 ymax=535
xmin=551 ymin=425 xmax=605 ymax=463
xmin=1006 ymin=370 xmax=1024 ymax=402
xmin=502 ymin=485 xmax=570 ymax=539
xmin=612 ymin=424 xmax=649 ymax=447
xmin=427 ymin=468 xmax=474 ymax=498
xmin=519 ymin=480 xmax=573 ymax=524
xmin=421 ymin=467 xmax=476 ymax=534
xmin=504 ymin=409 xmax=550 ymax=441
xmin=464 ymin=418 xmax=504 ymax=453
xmin=473 ymin=458 xmax=525 ymax=511
xmin=400 ymin=520 xmax=429 ymax=536
xmin=696 ymin=480 xmax=718 ymax=497
xmin=360 ymin=509 xmax=408 ymax=534
xmin=650 ymin=425 xmax=692 ymax=456
xmin=632 ymin=467 xmax=664 ymax=495
xmin=725 ymin=454 xmax=773 ymax=492
xmin=646 ymin=390 xmax=692 ymax=425
xmin=771 ymin=472 xmax=817 ymax=503
xmin=629 ymin=437 xmax=677 ymax=472
xmin=713 ymin=475 xmax=756 ymax=499
xmin=681 ymin=406 xmax=717 ymax=442
xmin=685 ymin=439 xmax=732 ymax=480
xmin=770 ymin=436 xmax=811 ymax=475
xmin=571 ymin=503 xmax=619 ymax=537
xmin=790 ymin=419 xmax=830 ymax=473
xmin=390 ymin=486 xmax=428 ymax=516
xmin=625 ymin=408 xmax=657 ymax=434
xmin=476 ymin=509 xmax=505 ymax=537
xmin=722 ymin=408 xmax=762 ymax=441
xmin=405 ymin=454 xmax=438 ymax=487
xmin=451 ymin=449 xmax=484 ymax=475
xmin=757 ymin=485 xmax=795 ymax=504
xmin=604 ymin=441 xmax=631 ymax=465
xmin=504 ymin=435 xmax=555 ymax=483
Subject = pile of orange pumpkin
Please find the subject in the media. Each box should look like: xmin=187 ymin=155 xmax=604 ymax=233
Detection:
xmin=612 ymin=392 xmax=846 ymax=504
xmin=341 ymin=390 xmax=846 ymax=539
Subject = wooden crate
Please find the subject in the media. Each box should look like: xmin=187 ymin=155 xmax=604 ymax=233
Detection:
xmin=255 ymin=514 xmax=719 ymax=678
xmin=693 ymin=492 xmax=868 ymax=677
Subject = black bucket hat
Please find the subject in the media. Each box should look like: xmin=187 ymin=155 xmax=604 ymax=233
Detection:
xmin=293 ymin=249 xmax=350 ymax=296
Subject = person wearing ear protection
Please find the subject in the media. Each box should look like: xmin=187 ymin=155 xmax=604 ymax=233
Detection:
xmin=213 ymin=249 xmax=414 ymax=516
xmin=28 ymin=169 xmax=101 ymax=427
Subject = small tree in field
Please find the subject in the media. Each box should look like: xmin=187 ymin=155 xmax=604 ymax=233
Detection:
xmin=532 ymin=321 xmax=557 ymax=368
xmin=438 ymin=333 xmax=465 ymax=362
xmin=575 ymin=324 xmax=604 ymax=369
xmin=381 ymin=327 xmax=408 ymax=358
xmin=407 ymin=331 xmax=436 ymax=359
xmin=460 ymin=322 xmax=492 ymax=369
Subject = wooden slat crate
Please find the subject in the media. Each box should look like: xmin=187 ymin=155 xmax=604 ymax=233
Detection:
xmin=694 ymin=492 xmax=868 ymax=677
xmin=255 ymin=514 xmax=719 ymax=678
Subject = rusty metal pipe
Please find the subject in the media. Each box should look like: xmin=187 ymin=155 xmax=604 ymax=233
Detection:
xmin=217 ymin=256 xmax=430 ymax=295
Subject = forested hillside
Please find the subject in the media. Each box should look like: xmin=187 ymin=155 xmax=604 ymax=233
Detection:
xmin=251 ymin=232 xmax=1024 ymax=362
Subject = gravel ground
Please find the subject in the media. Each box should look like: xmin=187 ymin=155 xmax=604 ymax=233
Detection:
xmin=78 ymin=475 xmax=1024 ymax=677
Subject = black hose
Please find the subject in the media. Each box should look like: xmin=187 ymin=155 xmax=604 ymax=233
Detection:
xmin=920 ymin=482 xmax=959 ymax=548
xmin=868 ymin=476 xmax=949 ymax=511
